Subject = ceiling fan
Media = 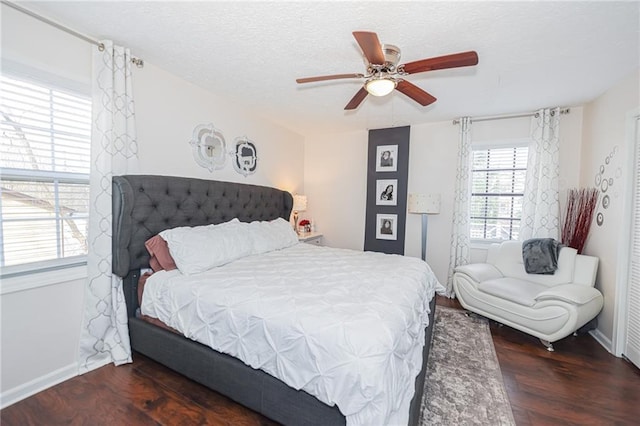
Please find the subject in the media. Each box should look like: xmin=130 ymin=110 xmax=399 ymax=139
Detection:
xmin=296 ymin=31 xmax=479 ymax=110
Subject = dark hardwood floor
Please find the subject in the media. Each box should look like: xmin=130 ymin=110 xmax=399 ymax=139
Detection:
xmin=3 ymin=296 xmax=639 ymax=425
xmin=437 ymin=296 xmax=640 ymax=425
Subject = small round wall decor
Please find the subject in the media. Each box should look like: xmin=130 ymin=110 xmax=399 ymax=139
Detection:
xmin=593 ymin=145 xmax=620 ymax=226
xmin=189 ymin=123 xmax=226 ymax=172
xmin=231 ymin=136 xmax=258 ymax=177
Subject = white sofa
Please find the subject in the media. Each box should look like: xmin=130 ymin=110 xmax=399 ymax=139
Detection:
xmin=453 ymin=241 xmax=603 ymax=351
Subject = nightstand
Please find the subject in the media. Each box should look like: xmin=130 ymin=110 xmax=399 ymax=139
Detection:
xmin=298 ymin=232 xmax=323 ymax=246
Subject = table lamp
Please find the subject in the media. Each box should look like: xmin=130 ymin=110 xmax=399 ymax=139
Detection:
xmin=292 ymin=194 xmax=307 ymax=234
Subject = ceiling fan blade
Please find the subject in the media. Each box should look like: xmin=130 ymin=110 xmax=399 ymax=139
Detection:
xmin=395 ymin=80 xmax=437 ymax=106
xmin=401 ymin=51 xmax=478 ymax=74
xmin=344 ymin=87 xmax=369 ymax=110
xmin=352 ymin=31 xmax=385 ymax=65
xmin=296 ymin=73 xmax=364 ymax=84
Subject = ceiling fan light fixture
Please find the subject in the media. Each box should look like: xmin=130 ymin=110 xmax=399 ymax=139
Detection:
xmin=365 ymin=78 xmax=397 ymax=97
xmin=297 ymin=31 xmax=479 ymax=110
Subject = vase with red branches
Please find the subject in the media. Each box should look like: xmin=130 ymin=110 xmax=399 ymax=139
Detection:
xmin=561 ymin=188 xmax=599 ymax=254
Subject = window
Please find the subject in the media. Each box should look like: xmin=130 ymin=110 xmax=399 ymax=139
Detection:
xmin=0 ymin=74 xmax=91 ymax=274
xmin=470 ymin=145 xmax=528 ymax=241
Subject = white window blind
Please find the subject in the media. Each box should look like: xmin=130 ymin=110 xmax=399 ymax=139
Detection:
xmin=470 ymin=146 xmax=528 ymax=241
xmin=0 ymin=75 xmax=91 ymax=271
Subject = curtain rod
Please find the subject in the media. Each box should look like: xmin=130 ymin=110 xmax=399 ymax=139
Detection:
xmin=452 ymin=108 xmax=570 ymax=125
xmin=1 ymin=0 xmax=144 ymax=68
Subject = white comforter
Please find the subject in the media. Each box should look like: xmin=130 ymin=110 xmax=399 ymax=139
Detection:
xmin=141 ymin=243 xmax=443 ymax=426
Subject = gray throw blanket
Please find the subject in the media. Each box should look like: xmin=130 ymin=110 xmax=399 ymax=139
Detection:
xmin=522 ymin=238 xmax=562 ymax=274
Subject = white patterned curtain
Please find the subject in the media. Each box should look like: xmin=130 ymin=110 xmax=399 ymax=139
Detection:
xmin=78 ymin=41 xmax=138 ymax=373
xmin=520 ymin=107 xmax=561 ymax=241
xmin=445 ymin=117 xmax=472 ymax=298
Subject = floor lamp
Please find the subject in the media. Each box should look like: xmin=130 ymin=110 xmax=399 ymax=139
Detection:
xmin=408 ymin=193 xmax=441 ymax=261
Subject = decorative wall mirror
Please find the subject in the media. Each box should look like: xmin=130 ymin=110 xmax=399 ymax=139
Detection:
xmin=189 ymin=123 xmax=226 ymax=171
xmin=232 ymin=136 xmax=258 ymax=177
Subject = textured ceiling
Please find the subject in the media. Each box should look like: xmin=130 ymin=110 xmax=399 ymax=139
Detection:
xmin=22 ymin=1 xmax=640 ymax=136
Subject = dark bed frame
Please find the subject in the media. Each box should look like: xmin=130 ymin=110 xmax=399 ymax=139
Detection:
xmin=112 ymin=174 xmax=436 ymax=426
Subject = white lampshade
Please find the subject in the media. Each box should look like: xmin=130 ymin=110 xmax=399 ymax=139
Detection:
xmin=293 ymin=195 xmax=307 ymax=212
xmin=365 ymin=78 xmax=397 ymax=97
xmin=408 ymin=193 xmax=441 ymax=214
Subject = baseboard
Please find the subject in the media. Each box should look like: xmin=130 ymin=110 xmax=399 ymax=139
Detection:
xmin=78 ymin=357 xmax=111 ymax=375
xmin=589 ymin=328 xmax=614 ymax=355
xmin=0 ymin=363 xmax=78 ymax=409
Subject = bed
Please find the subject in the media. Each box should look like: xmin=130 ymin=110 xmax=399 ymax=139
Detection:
xmin=112 ymin=174 xmax=439 ymax=426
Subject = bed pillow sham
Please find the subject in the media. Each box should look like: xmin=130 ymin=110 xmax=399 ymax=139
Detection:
xmin=145 ymin=235 xmax=178 ymax=272
xmin=248 ymin=217 xmax=299 ymax=255
xmin=160 ymin=218 xmax=251 ymax=275
xmin=159 ymin=218 xmax=299 ymax=275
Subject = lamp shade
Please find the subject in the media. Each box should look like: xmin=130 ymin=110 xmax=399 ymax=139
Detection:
xmin=293 ymin=195 xmax=307 ymax=212
xmin=408 ymin=193 xmax=441 ymax=214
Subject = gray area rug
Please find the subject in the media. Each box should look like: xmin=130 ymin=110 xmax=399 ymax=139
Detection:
xmin=419 ymin=306 xmax=516 ymax=425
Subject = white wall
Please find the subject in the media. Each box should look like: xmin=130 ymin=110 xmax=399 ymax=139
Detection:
xmin=134 ymin=63 xmax=304 ymax=192
xmin=405 ymin=121 xmax=459 ymax=282
xmin=304 ymin=110 xmax=584 ymax=286
xmin=580 ymin=69 xmax=640 ymax=350
xmin=0 ymin=6 xmax=92 ymax=88
xmin=0 ymin=4 xmax=92 ymax=408
xmin=304 ymin=130 xmax=368 ymax=250
xmin=1 ymin=270 xmax=86 ymax=407
xmin=0 ymin=4 xmax=304 ymax=407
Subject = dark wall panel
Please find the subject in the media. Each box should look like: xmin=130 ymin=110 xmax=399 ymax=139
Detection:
xmin=364 ymin=126 xmax=410 ymax=254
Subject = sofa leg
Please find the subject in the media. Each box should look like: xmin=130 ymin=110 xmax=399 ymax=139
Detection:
xmin=464 ymin=311 xmax=481 ymax=319
xmin=540 ymin=339 xmax=554 ymax=352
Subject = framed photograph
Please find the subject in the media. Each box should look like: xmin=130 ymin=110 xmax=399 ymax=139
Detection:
xmin=375 ymin=144 xmax=398 ymax=172
xmin=376 ymin=179 xmax=397 ymax=206
xmin=376 ymin=214 xmax=397 ymax=240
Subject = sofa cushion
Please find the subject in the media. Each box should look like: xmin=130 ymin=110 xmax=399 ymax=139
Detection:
xmin=478 ymin=277 xmax=549 ymax=307
xmin=492 ymin=241 xmax=577 ymax=286
xmin=535 ymin=283 xmax=603 ymax=305
xmin=455 ymin=263 xmax=503 ymax=283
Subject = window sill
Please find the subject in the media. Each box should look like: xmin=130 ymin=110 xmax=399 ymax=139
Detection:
xmin=0 ymin=264 xmax=87 ymax=295
xmin=470 ymin=240 xmax=505 ymax=250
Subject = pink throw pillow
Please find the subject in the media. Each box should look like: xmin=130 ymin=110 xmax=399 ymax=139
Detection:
xmin=145 ymin=235 xmax=177 ymax=272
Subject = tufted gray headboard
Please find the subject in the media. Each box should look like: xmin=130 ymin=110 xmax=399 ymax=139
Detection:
xmin=112 ymin=175 xmax=293 ymax=278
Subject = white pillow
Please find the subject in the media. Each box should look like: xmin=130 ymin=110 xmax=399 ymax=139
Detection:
xmin=160 ymin=218 xmax=253 ymax=275
xmin=160 ymin=217 xmax=298 ymax=275
xmin=248 ymin=217 xmax=299 ymax=255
